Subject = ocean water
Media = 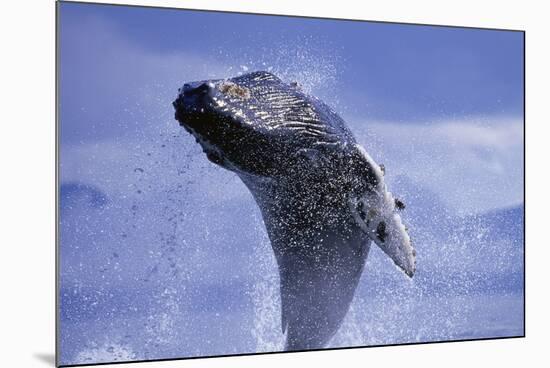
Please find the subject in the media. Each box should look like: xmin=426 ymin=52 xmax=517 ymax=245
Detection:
xmin=58 ymin=129 xmax=524 ymax=364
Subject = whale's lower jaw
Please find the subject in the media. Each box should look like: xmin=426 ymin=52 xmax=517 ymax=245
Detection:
xmin=242 ymin=177 xmax=371 ymax=351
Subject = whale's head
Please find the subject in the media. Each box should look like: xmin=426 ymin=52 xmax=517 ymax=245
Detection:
xmin=173 ymin=71 xmax=355 ymax=179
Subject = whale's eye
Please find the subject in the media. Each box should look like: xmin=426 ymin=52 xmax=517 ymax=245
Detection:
xmin=376 ymin=221 xmax=387 ymax=242
xmin=218 ymin=81 xmax=250 ymax=99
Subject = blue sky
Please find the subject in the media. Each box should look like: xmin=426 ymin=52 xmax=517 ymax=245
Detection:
xmin=59 ymin=2 xmax=523 ymax=130
xmin=59 ymin=1 xmax=524 ymax=213
xmin=58 ymin=2 xmax=524 ymax=365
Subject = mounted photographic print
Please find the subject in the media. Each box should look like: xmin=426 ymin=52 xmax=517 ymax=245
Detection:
xmin=56 ymin=1 xmax=525 ymax=366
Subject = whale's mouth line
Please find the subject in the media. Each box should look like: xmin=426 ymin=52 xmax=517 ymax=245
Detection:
xmin=177 ymin=113 xmax=274 ymax=182
xmin=176 ymin=115 xmax=227 ymax=166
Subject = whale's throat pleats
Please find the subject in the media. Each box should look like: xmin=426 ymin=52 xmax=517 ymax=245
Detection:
xmin=243 ymin=178 xmax=371 ymax=350
xmin=276 ymin=230 xmax=371 ymax=350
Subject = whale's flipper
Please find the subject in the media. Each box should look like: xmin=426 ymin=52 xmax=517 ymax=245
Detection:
xmin=349 ymin=144 xmax=416 ymax=277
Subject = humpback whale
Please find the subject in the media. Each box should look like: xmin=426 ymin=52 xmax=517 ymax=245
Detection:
xmin=172 ymin=71 xmax=415 ymax=351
